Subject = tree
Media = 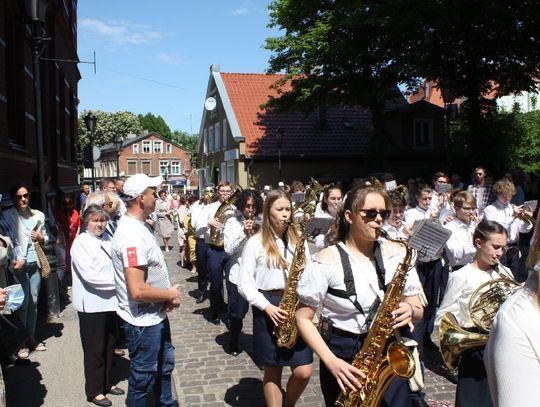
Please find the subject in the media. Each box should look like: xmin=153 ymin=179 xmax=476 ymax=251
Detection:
xmin=138 ymin=113 xmax=172 ymax=139
xmin=172 ymin=130 xmax=198 ymax=162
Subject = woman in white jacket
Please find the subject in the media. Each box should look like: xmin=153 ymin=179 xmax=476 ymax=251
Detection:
xmin=3 ymin=184 xmax=49 ymax=359
xmin=71 ymin=204 xmax=123 ymax=407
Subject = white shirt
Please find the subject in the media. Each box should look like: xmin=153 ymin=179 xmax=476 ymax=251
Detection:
xmin=484 ymin=278 xmax=540 ymax=407
xmin=112 ymin=215 xmax=171 ymax=326
xmin=71 ymin=232 xmax=118 ymax=313
xmin=404 ymin=206 xmax=431 ymax=227
xmin=444 ymin=219 xmax=476 ymax=267
xmin=224 ymin=214 xmax=250 ymax=285
xmin=297 ymin=242 xmax=421 ymax=334
xmin=238 ymin=233 xmax=307 ymax=311
xmin=484 ymin=200 xmax=532 ymax=244
xmin=435 ymin=263 xmax=513 ymax=328
xmin=198 ymin=201 xmax=236 ymax=244
xmin=382 ymin=222 xmax=408 ymax=240
xmin=190 ymin=200 xmax=208 ymax=239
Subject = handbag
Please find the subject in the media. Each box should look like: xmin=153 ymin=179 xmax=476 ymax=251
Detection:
xmin=34 ymin=242 xmax=51 ymax=279
xmin=0 ymin=313 xmax=29 ymax=364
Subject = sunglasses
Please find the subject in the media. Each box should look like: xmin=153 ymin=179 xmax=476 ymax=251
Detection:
xmin=15 ymin=193 xmax=29 ymax=200
xmin=359 ymin=209 xmax=392 ymax=221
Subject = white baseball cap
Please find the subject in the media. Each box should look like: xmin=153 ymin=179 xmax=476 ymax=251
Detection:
xmin=123 ymin=173 xmax=163 ymax=200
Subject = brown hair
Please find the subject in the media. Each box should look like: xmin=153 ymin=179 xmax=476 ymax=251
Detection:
xmin=320 ymin=184 xmax=343 ymax=212
xmin=452 ymin=191 xmax=476 ymax=209
xmin=433 ymin=171 xmax=449 ymax=183
xmin=327 ymin=186 xmax=391 ymax=245
xmin=492 ymin=178 xmax=516 ymax=197
xmin=261 ymin=189 xmax=298 ymax=269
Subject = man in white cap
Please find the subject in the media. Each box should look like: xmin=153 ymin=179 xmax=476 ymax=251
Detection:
xmin=112 ymin=173 xmax=181 ymax=406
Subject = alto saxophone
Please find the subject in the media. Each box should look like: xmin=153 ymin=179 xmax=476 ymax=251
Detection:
xmin=209 ymin=186 xmax=243 ymax=247
xmin=274 ymin=222 xmax=307 ymax=349
xmin=335 ymin=228 xmax=416 ymax=407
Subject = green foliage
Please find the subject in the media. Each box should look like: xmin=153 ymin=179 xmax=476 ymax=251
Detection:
xmin=507 ymin=111 xmax=540 ymax=175
xmin=138 ymin=113 xmax=172 ymax=139
xmin=172 ymin=130 xmax=198 ymax=162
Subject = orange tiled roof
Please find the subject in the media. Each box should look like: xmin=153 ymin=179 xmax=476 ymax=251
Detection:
xmin=220 ymin=72 xmax=377 ymax=157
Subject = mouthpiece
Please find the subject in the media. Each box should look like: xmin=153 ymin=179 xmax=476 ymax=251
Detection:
xmin=376 ymin=228 xmax=388 ymax=239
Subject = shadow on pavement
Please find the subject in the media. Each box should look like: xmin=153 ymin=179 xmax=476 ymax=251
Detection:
xmin=424 ymin=348 xmax=457 ymax=384
xmin=224 ymin=377 xmax=264 ymax=407
xmin=4 ymin=360 xmax=46 ymax=406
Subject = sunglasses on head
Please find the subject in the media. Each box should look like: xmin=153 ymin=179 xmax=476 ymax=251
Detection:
xmin=359 ymin=209 xmax=392 ymax=220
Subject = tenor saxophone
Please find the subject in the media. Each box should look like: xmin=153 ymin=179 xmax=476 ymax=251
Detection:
xmin=335 ymin=228 xmax=416 ymax=407
xmin=274 ymin=222 xmax=307 ymax=349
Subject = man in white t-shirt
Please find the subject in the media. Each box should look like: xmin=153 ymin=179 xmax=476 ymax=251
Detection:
xmin=112 ymin=173 xmax=181 ymax=406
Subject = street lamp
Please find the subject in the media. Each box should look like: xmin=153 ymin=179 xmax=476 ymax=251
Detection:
xmin=84 ymin=112 xmax=98 ymax=190
xmin=439 ymin=78 xmax=457 ymax=171
xmin=113 ymin=137 xmax=123 ymax=178
xmin=24 ymin=0 xmax=52 ymax=213
xmin=275 ymin=128 xmax=284 ymax=183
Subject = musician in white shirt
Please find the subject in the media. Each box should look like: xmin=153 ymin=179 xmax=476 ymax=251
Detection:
xmin=238 ymin=189 xmax=312 ymax=407
xmin=190 ymin=189 xmax=213 ymax=304
xmin=483 ymin=178 xmax=533 ymax=280
xmin=444 ymin=192 xmax=477 ymax=269
xmin=383 ymin=190 xmax=409 ymax=239
xmin=313 ymin=184 xmax=343 ymax=249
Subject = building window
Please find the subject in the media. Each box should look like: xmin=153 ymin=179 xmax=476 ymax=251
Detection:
xmin=166 ymin=143 xmax=172 ymax=154
xmin=132 ymin=144 xmax=139 ymax=154
xmin=127 ymin=160 xmax=137 ymax=175
xmin=214 ymin=123 xmax=220 ymax=150
xmin=222 ymin=119 xmax=228 ymax=149
xmin=227 ymin=160 xmax=235 ymax=185
xmin=203 ymin=129 xmax=208 ymax=153
xmin=142 ymin=141 xmax=151 ymax=153
xmin=153 ymin=140 xmax=163 ymax=153
xmin=160 ymin=160 xmax=169 ymax=175
xmin=209 ymin=126 xmax=215 ymax=152
xmin=171 ymin=160 xmax=181 ymax=175
xmin=413 ymin=119 xmax=434 ymax=150
xmin=141 ymin=160 xmax=151 ymax=174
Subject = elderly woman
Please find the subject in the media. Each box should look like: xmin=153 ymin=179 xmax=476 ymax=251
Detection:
xmin=155 ymin=190 xmax=173 ymax=252
xmin=71 ymin=204 xmax=123 ymax=407
xmin=3 ymin=183 xmax=49 ymax=359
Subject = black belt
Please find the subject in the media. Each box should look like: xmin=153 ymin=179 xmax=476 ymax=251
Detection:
xmin=259 ymin=289 xmax=284 ymax=296
xmin=331 ymin=326 xmax=367 ymax=340
xmin=452 ymin=265 xmax=465 ymax=271
xmin=208 ymin=244 xmax=224 ymax=251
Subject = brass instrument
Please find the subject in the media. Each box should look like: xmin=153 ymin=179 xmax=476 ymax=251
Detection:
xmin=513 ymin=204 xmax=535 ymax=225
xmin=438 ymin=263 xmax=520 ymax=370
xmin=294 ymin=178 xmax=323 ymax=216
xmin=273 ymin=222 xmax=307 ymax=349
xmin=209 ymin=186 xmax=243 ymax=247
xmin=335 ymin=228 xmax=416 ymax=407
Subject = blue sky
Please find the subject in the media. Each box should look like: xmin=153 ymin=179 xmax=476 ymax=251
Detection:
xmin=77 ymin=1 xmax=278 ymax=134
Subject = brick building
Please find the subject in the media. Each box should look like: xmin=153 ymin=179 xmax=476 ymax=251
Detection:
xmin=90 ymin=132 xmax=198 ymax=194
xmin=0 ymin=1 xmax=80 ymax=203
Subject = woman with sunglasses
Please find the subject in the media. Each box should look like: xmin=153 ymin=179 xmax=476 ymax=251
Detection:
xmin=295 ymin=186 xmax=423 ymax=406
xmin=238 ymin=189 xmax=313 ymax=407
xmin=3 ymin=184 xmax=49 ymax=358
xmin=435 ymin=220 xmax=512 ymax=407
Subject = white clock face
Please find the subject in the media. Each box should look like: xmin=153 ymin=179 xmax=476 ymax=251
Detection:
xmin=205 ymin=97 xmax=216 ymax=111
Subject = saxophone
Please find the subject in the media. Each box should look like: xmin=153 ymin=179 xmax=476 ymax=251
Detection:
xmin=335 ymin=228 xmax=416 ymax=407
xmin=209 ymin=186 xmax=243 ymax=247
xmin=274 ymin=222 xmax=307 ymax=349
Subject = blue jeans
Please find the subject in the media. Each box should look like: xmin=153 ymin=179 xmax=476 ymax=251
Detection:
xmin=14 ymin=262 xmax=41 ymax=337
xmin=122 ymin=318 xmax=175 ymax=406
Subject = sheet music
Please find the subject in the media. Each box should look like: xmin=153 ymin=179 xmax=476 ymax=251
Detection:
xmin=409 ymin=219 xmax=452 ymax=260
xmin=524 ymin=200 xmax=538 ymax=212
xmin=305 ymin=217 xmax=333 ymax=239
xmin=292 ymin=192 xmax=306 ymax=204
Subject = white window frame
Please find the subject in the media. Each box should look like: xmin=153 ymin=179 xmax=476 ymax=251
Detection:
xmin=226 ymin=160 xmax=235 ymax=185
xmin=222 ymin=119 xmax=228 ymax=149
xmin=214 ymin=123 xmax=220 ymax=151
xmin=142 ymin=140 xmax=151 ymax=154
xmin=132 ymin=143 xmax=139 ymax=154
xmin=413 ymin=119 xmax=434 ymax=150
xmin=166 ymin=143 xmax=172 ymax=154
xmin=171 ymin=160 xmax=181 ymax=175
xmin=220 ymin=162 xmax=227 ymax=182
xmin=159 ymin=160 xmax=169 ymax=175
xmin=153 ymin=140 xmax=163 ymax=153
xmin=203 ymin=129 xmax=208 ymax=154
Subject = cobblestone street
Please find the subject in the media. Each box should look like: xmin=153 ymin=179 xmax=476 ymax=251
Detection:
xmin=163 ymin=234 xmax=457 ymax=407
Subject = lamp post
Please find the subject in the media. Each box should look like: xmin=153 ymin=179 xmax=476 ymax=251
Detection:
xmin=24 ymin=0 xmax=51 ymax=214
xmin=113 ymin=138 xmax=123 ymax=178
xmin=275 ymin=128 xmax=284 ymax=183
xmin=439 ymin=78 xmax=457 ymax=171
xmin=84 ymin=112 xmax=97 ymax=190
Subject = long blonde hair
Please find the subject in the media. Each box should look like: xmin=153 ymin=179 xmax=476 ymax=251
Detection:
xmin=261 ymin=189 xmax=298 ymax=269
xmin=525 ymin=210 xmax=540 ymax=307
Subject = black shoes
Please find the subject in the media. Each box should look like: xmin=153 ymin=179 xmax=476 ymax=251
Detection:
xmin=195 ymin=293 xmax=206 ymax=304
xmin=107 ymin=386 xmax=125 ymax=396
xmin=229 ymin=341 xmax=241 ymax=357
xmin=87 ymin=396 xmax=112 ymax=407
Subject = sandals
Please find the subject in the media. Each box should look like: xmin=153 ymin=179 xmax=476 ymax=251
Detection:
xmin=17 ymin=348 xmax=30 ymax=359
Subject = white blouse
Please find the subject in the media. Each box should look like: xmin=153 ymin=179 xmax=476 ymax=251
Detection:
xmin=435 ymin=263 xmax=513 ymax=328
xmin=238 ymin=233 xmax=308 ymax=311
xmin=483 ymin=199 xmax=532 ymax=244
xmin=297 ymin=242 xmax=421 ymax=334
xmin=484 ymin=278 xmax=540 ymax=407
xmin=444 ymin=219 xmax=476 ymax=267
xmin=224 ymin=214 xmax=249 ymax=285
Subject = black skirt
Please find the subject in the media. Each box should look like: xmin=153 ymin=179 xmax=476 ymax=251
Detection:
xmin=456 ymin=347 xmax=493 ymax=407
xmin=252 ymin=291 xmax=313 ymax=367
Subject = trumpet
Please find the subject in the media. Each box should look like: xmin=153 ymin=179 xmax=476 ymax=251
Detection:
xmin=513 ymin=204 xmax=535 ymax=225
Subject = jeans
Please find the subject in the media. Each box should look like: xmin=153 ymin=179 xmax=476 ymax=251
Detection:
xmin=122 ymin=318 xmax=175 ymax=407
xmin=14 ymin=262 xmax=41 ymax=337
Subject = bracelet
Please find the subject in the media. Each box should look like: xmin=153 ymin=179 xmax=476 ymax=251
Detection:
xmin=406 ymin=303 xmax=415 ymax=320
